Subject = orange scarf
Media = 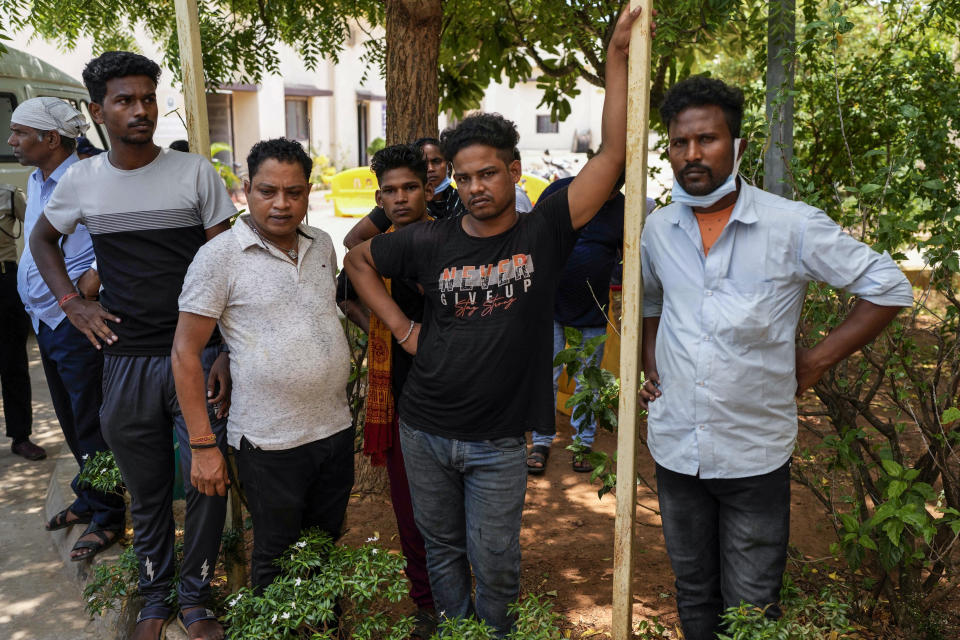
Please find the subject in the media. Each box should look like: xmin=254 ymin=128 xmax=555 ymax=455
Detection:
xmin=363 ymin=217 xmax=431 ymax=465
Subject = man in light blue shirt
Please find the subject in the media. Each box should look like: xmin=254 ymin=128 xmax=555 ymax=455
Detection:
xmin=638 ymin=77 xmax=912 ymax=640
xmin=9 ymin=97 xmax=124 ymax=559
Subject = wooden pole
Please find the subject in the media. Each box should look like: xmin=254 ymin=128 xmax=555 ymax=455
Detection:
xmin=173 ymin=0 xmax=249 ymax=590
xmin=612 ymin=1 xmax=653 ymax=638
xmin=174 ymin=0 xmax=210 ymax=159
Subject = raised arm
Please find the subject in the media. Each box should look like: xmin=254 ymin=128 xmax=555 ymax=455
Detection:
xmin=30 ymin=214 xmax=120 ymax=349
xmin=171 ymin=312 xmax=230 ymax=496
xmin=567 ymin=5 xmax=644 ymax=230
xmin=343 ymin=240 xmax=419 ymax=354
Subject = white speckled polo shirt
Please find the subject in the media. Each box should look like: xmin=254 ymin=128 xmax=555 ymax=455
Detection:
xmin=179 ymin=215 xmax=352 ymax=450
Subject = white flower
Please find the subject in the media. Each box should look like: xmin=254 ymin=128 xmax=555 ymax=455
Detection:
xmin=371 ymin=548 xmax=378 ymax=554
xmin=88 ymin=595 xmax=95 ymax=602
xmin=281 ymin=612 xmax=290 ymax=620
xmin=82 ymin=454 xmax=89 ymax=460
xmin=295 ymin=541 xmax=307 ymax=548
xmin=229 ymin=594 xmax=243 ymax=607
xmin=366 ymin=535 xmax=379 ymax=543
xmin=294 ymin=578 xmax=302 ymax=587
xmin=271 ymin=613 xmax=278 ymax=624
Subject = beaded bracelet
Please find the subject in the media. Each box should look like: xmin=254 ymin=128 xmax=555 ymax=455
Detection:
xmin=189 ymin=434 xmax=217 ymax=446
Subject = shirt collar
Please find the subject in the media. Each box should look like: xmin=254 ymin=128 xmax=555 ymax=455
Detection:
xmin=29 ymin=152 xmax=79 ymax=187
xmin=234 ymin=214 xmax=314 ymax=251
xmin=665 ymin=178 xmax=759 ymax=226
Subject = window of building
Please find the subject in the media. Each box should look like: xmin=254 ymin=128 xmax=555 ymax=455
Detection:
xmin=0 ymin=94 xmax=17 ymax=161
xmin=536 ymin=115 xmax=559 ymax=134
xmin=285 ymin=98 xmax=310 ymax=146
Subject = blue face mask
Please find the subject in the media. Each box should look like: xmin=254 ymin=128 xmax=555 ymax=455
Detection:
xmin=434 ymin=176 xmax=451 ymax=194
xmin=670 ymin=138 xmax=744 ymax=208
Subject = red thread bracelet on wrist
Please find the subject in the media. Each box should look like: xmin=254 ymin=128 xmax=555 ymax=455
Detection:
xmin=57 ymin=292 xmax=80 ymax=308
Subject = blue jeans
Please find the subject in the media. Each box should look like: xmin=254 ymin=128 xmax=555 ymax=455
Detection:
xmin=656 ymin=462 xmax=790 ymax=640
xmin=399 ymin=422 xmax=527 ymax=637
xmin=532 ymin=322 xmax=606 ymax=449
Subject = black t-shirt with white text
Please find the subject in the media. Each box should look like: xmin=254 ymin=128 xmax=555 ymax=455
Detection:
xmin=369 ymin=188 xmax=575 ymax=440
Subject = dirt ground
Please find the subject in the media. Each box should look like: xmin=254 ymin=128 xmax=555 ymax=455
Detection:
xmin=337 ymin=411 xmax=860 ymax=639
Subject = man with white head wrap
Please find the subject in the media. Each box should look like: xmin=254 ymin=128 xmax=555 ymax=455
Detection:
xmin=8 ymin=97 xmax=125 ymax=558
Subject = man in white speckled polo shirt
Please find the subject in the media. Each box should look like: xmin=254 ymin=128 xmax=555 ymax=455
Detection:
xmin=172 ymin=138 xmax=354 ymax=593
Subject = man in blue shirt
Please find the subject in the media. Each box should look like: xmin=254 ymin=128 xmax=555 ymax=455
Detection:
xmin=638 ymin=76 xmax=913 ymax=640
xmin=9 ymin=97 xmax=124 ymax=560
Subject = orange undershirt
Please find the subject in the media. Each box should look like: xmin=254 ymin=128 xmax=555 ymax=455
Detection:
xmin=695 ymin=203 xmax=735 ymax=256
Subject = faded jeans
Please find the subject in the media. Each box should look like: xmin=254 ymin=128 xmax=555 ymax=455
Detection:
xmin=532 ymin=322 xmax=607 ymax=449
xmin=399 ymin=421 xmax=527 ymax=637
xmin=656 ymin=461 xmax=790 ymax=640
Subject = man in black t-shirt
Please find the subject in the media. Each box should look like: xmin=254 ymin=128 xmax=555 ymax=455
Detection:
xmin=342 ymin=137 xmax=465 ymax=249
xmin=344 ymin=8 xmax=643 ymax=634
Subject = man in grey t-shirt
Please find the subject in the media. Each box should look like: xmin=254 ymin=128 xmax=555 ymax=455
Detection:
xmin=31 ymin=52 xmax=234 ymax=640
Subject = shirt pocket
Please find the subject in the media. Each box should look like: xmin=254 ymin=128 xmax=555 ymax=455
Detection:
xmin=714 ymin=279 xmax=776 ymax=347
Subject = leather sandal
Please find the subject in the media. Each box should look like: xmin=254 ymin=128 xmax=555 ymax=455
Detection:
xmin=133 ymin=605 xmax=172 ymax=640
xmin=46 ymin=507 xmax=92 ymax=531
xmin=526 ymin=445 xmax=550 ymax=475
xmin=178 ymin=606 xmax=223 ymax=640
xmin=70 ymin=521 xmax=121 ymax=562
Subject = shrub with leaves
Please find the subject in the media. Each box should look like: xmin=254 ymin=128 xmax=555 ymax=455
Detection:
xmin=223 ymin=529 xmax=413 ymax=639
xmin=77 ymin=450 xmax=124 ymax=496
xmin=716 ymin=575 xmax=856 ymax=640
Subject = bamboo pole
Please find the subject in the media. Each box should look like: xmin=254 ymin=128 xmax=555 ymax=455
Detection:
xmin=174 ymin=0 xmax=210 ymax=159
xmin=173 ymin=0 xmax=249 ymax=590
xmin=612 ymin=1 xmax=654 ymax=638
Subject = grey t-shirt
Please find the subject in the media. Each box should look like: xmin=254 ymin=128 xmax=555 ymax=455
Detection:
xmin=44 ymin=149 xmax=236 ymax=354
xmin=179 ymin=217 xmax=352 ymax=450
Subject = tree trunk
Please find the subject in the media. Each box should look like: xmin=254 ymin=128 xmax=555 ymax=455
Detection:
xmin=764 ymin=0 xmax=795 ymax=197
xmin=384 ymin=0 xmax=442 ymax=145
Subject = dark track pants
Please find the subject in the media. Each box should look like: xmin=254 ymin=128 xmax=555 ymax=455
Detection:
xmin=37 ymin=319 xmax=124 ymax=527
xmin=100 ymin=346 xmax=227 ymax=609
xmin=237 ymin=426 xmax=354 ymax=592
xmin=0 ymin=262 xmax=32 ymax=442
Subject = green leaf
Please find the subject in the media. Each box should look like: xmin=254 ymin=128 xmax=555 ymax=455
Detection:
xmin=922 ymin=179 xmax=945 ymax=190
xmin=859 ymin=183 xmax=882 ymax=194
xmin=839 ymin=513 xmax=859 ymax=532
xmin=859 ymin=535 xmax=878 ymax=551
xmin=886 ymin=480 xmax=907 ymax=499
xmin=941 ymin=407 xmax=960 ymax=425
xmin=880 ymin=459 xmax=903 ymax=477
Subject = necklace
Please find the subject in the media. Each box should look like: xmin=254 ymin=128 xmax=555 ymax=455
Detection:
xmin=245 ymin=218 xmax=298 ymax=261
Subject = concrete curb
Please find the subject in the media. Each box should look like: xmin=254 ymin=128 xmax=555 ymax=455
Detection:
xmin=45 ymin=451 xmax=188 ymax=640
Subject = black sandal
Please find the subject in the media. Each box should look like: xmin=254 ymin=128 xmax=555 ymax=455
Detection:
xmin=46 ymin=507 xmax=92 ymax=531
xmin=178 ymin=606 xmax=222 ymax=639
xmin=134 ymin=605 xmax=172 ymax=640
xmin=572 ymin=448 xmax=595 ymax=473
xmin=526 ymin=445 xmax=550 ymax=475
xmin=70 ymin=521 xmax=121 ymax=562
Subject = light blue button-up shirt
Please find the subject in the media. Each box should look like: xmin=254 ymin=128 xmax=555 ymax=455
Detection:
xmin=641 ymin=182 xmax=913 ymax=479
xmin=16 ymin=153 xmax=95 ymax=333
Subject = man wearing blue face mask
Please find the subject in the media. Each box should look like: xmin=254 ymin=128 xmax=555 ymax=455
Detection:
xmin=637 ymin=76 xmax=913 ymax=640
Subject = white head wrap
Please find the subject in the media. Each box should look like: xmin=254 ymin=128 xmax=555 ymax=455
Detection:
xmin=11 ymin=97 xmax=89 ymax=139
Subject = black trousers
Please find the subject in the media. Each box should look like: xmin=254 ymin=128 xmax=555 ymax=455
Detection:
xmin=657 ymin=461 xmax=791 ymax=640
xmin=100 ymin=346 xmax=227 ymax=609
xmin=37 ymin=319 xmax=124 ymax=526
xmin=0 ymin=261 xmax=32 ymax=442
xmin=237 ymin=426 xmax=355 ymax=592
